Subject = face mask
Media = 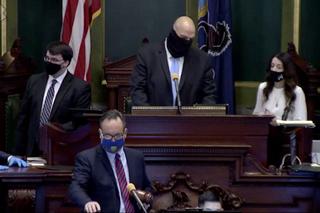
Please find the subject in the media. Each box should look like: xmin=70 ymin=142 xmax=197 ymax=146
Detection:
xmin=167 ymin=29 xmax=192 ymax=58
xmin=45 ymin=61 xmax=62 ymax=75
xmin=269 ymin=70 xmax=284 ymax=82
xmin=101 ymin=138 xmax=125 ymax=153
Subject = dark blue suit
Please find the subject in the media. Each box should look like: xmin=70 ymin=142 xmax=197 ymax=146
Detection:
xmin=69 ymin=146 xmax=151 ymax=212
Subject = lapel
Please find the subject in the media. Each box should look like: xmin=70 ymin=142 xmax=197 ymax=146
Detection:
xmin=96 ymin=146 xmax=118 ymax=186
xmin=50 ymin=71 xmax=73 ymax=119
xmin=36 ymin=73 xmax=49 ymax=119
xmin=179 ymin=50 xmax=193 ymax=90
xmin=159 ymin=42 xmax=172 ymax=87
xmin=124 ymin=148 xmax=136 ymax=183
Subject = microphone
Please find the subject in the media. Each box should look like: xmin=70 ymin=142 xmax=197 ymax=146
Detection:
xmin=127 ymin=183 xmax=148 ymax=213
xmin=172 ymin=73 xmax=182 ymax=114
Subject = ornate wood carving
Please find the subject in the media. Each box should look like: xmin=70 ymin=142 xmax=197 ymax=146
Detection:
xmin=7 ymin=189 xmax=35 ymax=212
xmin=151 ymin=172 xmax=243 ymax=211
xmin=103 ymin=56 xmax=136 ymax=112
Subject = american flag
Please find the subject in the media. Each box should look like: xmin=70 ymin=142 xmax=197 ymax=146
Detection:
xmin=61 ymin=0 xmax=101 ymax=82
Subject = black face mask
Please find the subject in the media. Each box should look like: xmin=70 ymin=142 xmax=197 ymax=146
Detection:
xmin=167 ymin=29 xmax=192 ymax=58
xmin=269 ymin=70 xmax=284 ymax=82
xmin=45 ymin=61 xmax=61 ymax=75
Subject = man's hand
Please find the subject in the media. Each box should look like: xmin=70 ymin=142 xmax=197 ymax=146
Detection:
xmin=84 ymin=201 xmax=101 ymax=213
xmin=8 ymin=156 xmax=28 ymax=167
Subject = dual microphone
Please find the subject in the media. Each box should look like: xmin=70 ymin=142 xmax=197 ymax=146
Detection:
xmin=127 ymin=183 xmax=152 ymax=213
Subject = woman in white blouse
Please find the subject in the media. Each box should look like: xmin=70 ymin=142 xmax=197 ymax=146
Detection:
xmin=253 ymin=52 xmax=307 ymax=121
xmin=253 ymin=52 xmax=308 ymax=166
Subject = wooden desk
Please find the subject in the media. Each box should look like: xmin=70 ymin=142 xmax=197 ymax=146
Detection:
xmin=0 ymin=166 xmax=76 ymax=213
xmin=1 ymin=156 xmax=320 ymax=212
xmin=45 ymin=115 xmax=320 ymax=212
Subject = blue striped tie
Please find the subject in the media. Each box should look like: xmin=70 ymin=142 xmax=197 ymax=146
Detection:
xmin=170 ymin=58 xmax=179 ymax=106
xmin=40 ymin=79 xmax=57 ymax=126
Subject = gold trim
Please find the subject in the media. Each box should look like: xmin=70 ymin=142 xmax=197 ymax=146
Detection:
xmin=1 ymin=0 xmax=7 ymax=55
xmin=293 ymin=0 xmax=300 ymax=53
xmin=235 ymin=81 xmax=260 ymax=88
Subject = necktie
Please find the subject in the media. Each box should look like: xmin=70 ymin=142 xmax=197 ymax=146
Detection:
xmin=115 ymin=153 xmax=135 ymax=213
xmin=40 ymin=79 xmax=57 ymax=126
xmin=170 ymin=58 xmax=179 ymax=106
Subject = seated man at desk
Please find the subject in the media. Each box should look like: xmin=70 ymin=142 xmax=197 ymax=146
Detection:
xmin=69 ymin=110 xmax=151 ymax=213
xmin=130 ymin=16 xmax=216 ymax=106
xmin=0 ymin=151 xmax=28 ymax=170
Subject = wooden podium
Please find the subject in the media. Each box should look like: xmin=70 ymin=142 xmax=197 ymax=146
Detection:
xmin=46 ymin=114 xmax=272 ymax=166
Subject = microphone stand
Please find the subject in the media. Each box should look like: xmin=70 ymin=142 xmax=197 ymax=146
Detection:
xmin=173 ymin=78 xmax=182 ymax=114
xmin=131 ymin=190 xmax=148 ymax=213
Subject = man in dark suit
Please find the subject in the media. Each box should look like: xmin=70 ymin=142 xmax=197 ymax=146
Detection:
xmin=69 ymin=110 xmax=151 ymax=213
xmin=0 ymin=151 xmax=28 ymax=170
xmin=14 ymin=41 xmax=91 ymax=156
xmin=130 ymin=16 xmax=216 ymax=106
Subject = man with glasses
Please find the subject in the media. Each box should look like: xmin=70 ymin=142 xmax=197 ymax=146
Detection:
xmin=69 ymin=110 xmax=151 ymax=213
xmin=14 ymin=41 xmax=91 ymax=157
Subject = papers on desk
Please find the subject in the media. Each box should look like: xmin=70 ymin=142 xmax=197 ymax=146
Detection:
xmin=274 ymin=120 xmax=316 ymax=128
xmin=27 ymin=157 xmax=47 ymax=167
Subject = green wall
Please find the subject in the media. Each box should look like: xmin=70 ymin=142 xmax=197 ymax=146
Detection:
xmin=105 ymin=0 xmax=186 ymax=60
xmin=18 ymin=0 xmax=61 ymax=73
xmin=300 ymin=0 xmax=320 ymax=69
xmin=231 ymin=0 xmax=282 ymax=81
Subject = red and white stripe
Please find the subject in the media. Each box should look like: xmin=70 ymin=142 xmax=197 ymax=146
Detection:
xmin=61 ymin=0 xmax=101 ymax=82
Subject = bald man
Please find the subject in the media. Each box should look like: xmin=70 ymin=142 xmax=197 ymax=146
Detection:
xmin=130 ymin=16 xmax=216 ymax=106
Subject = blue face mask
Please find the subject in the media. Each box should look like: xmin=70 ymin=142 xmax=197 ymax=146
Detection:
xmin=101 ymin=138 xmax=125 ymax=153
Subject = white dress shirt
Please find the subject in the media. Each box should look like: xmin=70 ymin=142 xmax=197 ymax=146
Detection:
xmin=41 ymin=70 xmax=68 ymax=112
xmin=164 ymin=39 xmax=184 ymax=80
xmin=253 ymin=82 xmax=307 ymax=120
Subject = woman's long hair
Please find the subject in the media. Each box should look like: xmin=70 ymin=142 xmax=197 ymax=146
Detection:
xmin=263 ymin=52 xmax=297 ymax=103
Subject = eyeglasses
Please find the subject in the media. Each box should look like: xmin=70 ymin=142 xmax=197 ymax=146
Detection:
xmin=44 ymin=56 xmax=64 ymax=63
xmin=101 ymin=133 xmax=125 ymax=140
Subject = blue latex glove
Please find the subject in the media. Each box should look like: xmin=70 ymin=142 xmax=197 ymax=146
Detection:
xmin=0 ymin=165 xmax=9 ymax=170
xmin=8 ymin=156 xmax=28 ymax=167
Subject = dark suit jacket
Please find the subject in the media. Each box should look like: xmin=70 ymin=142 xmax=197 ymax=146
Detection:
xmin=69 ymin=146 xmax=151 ymax=213
xmin=14 ymin=71 xmax=91 ymax=156
xmin=0 ymin=151 xmax=9 ymax=165
xmin=130 ymin=42 xmax=216 ymax=106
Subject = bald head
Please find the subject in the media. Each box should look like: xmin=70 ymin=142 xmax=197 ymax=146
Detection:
xmin=173 ymin=16 xmax=196 ymax=40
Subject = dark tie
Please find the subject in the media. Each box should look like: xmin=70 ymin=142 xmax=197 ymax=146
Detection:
xmin=115 ymin=153 xmax=135 ymax=213
xmin=40 ymin=79 xmax=57 ymax=126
